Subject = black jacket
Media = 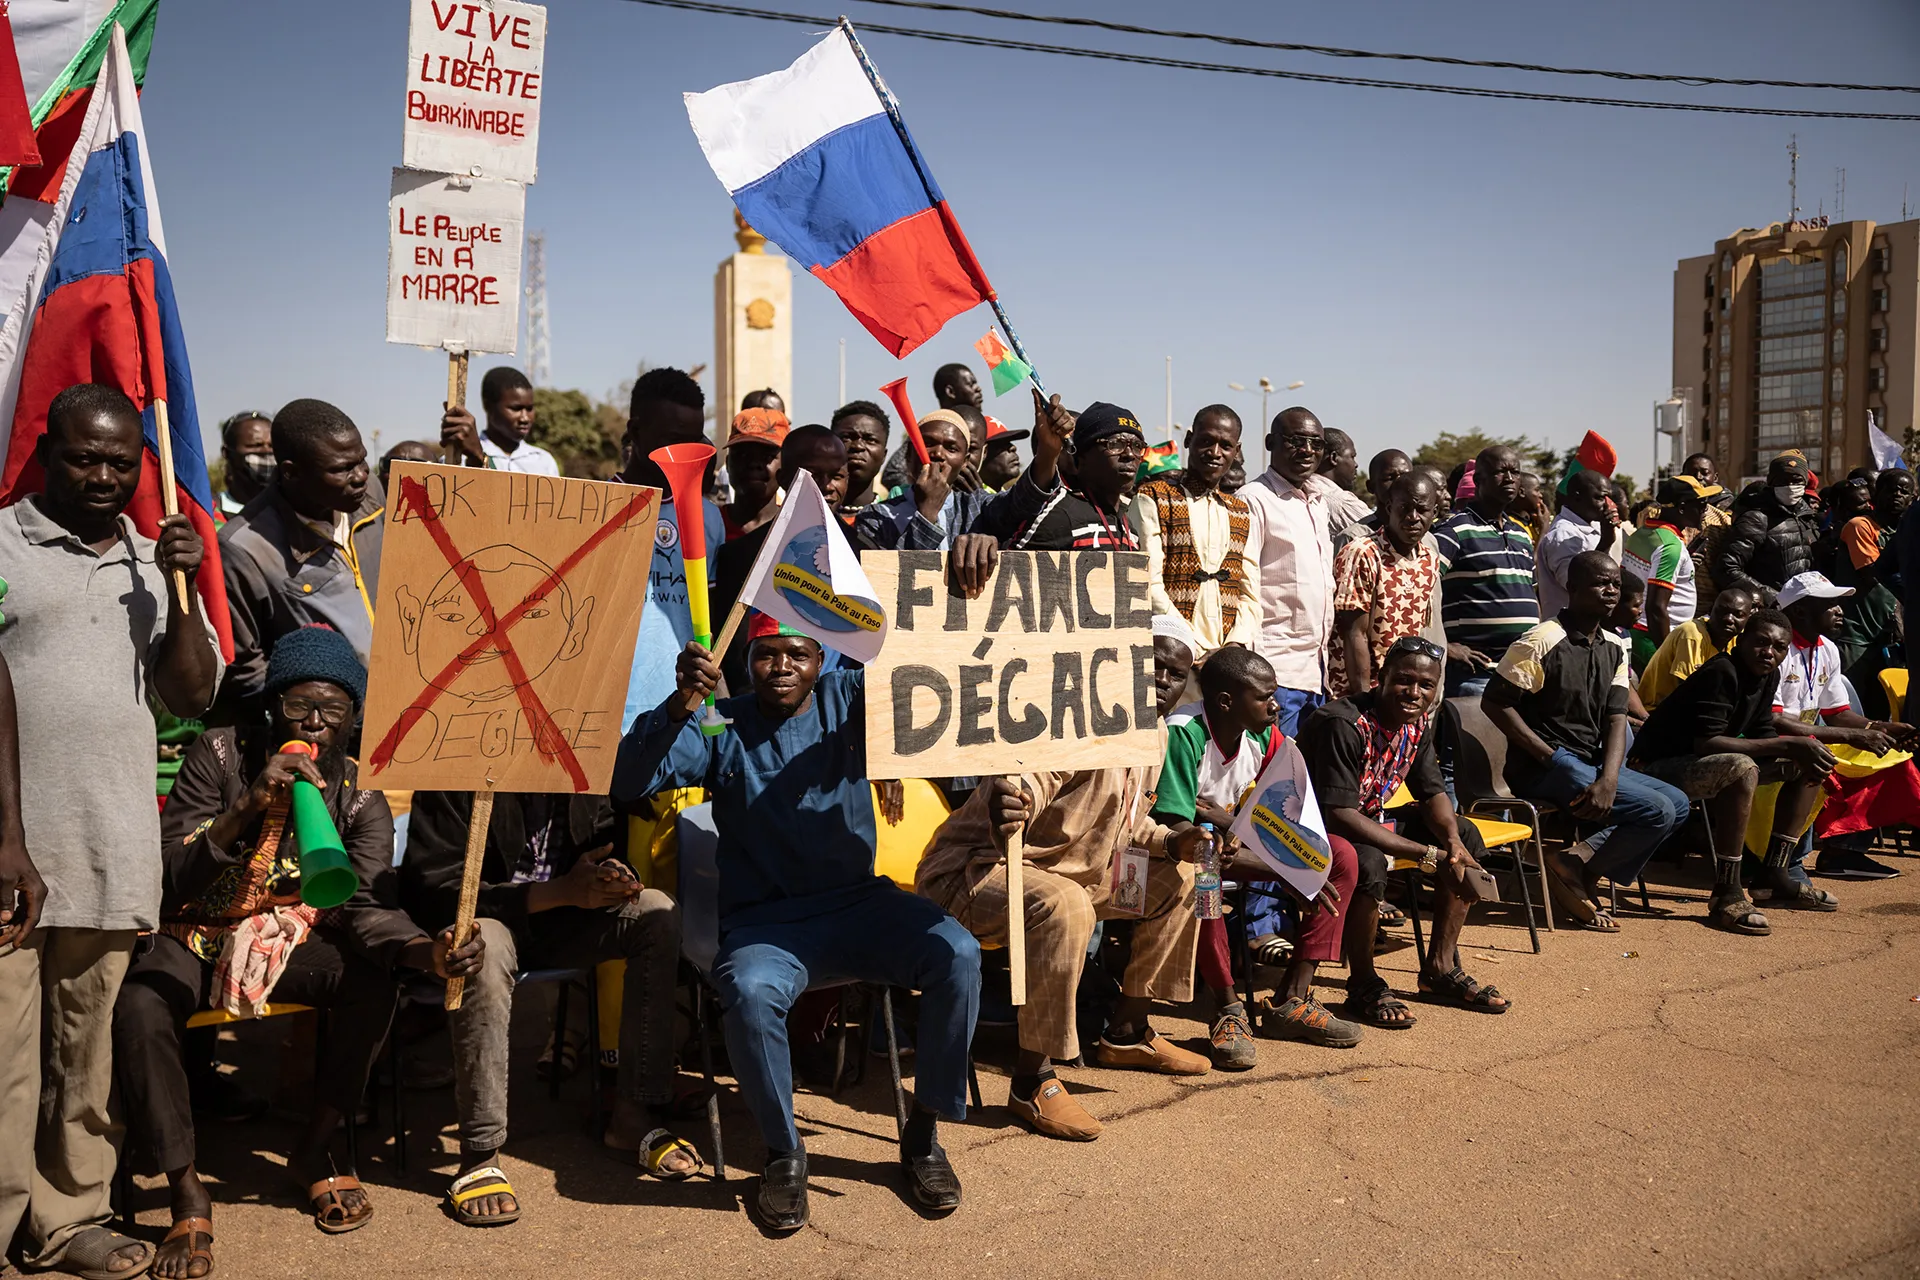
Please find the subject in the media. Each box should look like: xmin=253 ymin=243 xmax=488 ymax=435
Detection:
xmin=400 ymin=790 xmax=622 ymax=937
xmin=1714 ymin=487 xmax=1818 ymax=598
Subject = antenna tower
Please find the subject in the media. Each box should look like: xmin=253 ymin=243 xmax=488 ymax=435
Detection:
xmin=1788 ymin=134 xmax=1799 ymax=221
xmin=524 ymin=230 xmax=550 ymax=388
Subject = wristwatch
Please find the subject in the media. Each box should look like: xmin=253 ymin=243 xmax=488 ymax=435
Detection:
xmin=1419 ymin=845 xmax=1443 ymax=874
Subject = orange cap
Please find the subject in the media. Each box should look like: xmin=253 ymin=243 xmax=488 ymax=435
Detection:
xmin=728 ymin=407 xmax=790 ymax=450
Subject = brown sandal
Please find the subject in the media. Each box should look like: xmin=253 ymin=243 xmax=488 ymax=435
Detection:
xmin=161 ymin=1216 xmax=215 ymax=1277
xmin=306 ymin=1174 xmax=374 ymax=1234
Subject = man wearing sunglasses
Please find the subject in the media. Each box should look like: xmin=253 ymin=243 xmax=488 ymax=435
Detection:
xmin=973 ymin=393 xmax=1141 ymax=553
xmin=1241 ymin=407 xmax=1337 ymax=735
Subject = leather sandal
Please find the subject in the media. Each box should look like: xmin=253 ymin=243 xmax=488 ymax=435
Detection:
xmin=306 ymin=1173 xmax=374 ymax=1234
xmin=160 ymin=1216 xmax=214 ymax=1278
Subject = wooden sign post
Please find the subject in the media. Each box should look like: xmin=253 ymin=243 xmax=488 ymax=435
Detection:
xmin=361 ymin=463 xmax=660 ymax=1007
xmin=862 ymin=550 xmax=1159 ymax=1003
xmin=151 ymin=399 xmax=190 ymax=615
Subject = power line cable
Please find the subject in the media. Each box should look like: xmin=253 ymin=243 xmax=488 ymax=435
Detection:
xmin=620 ymin=0 xmax=1920 ymax=121
xmin=848 ymin=0 xmax=1920 ymax=95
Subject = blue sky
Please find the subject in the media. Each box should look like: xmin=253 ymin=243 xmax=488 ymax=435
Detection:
xmin=140 ymin=0 xmax=1920 ymax=481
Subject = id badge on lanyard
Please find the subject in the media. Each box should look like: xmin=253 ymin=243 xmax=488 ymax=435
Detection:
xmin=1108 ymin=769 xmax=1149 ymax=918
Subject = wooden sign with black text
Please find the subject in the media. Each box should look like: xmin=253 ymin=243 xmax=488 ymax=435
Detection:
xmin=861 ymin=551 xmax=1161 ymax=780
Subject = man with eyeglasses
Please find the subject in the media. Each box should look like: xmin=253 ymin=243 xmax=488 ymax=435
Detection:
xmin=973 ymin=393 xmax=1141 ymax=552
xmin=1431 ymin=445 xmax=1540 ymax=698
xmin=114 ymin=624 xmax=483 ymax=1262
xmin=1240 ymin=407 xmax=1337 ymax=735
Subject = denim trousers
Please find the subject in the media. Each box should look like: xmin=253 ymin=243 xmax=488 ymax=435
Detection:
xmin=1513 ymin=748 xmax=1691 ymax=885
xmin=712 ymin=881 xmax=981 ymax=1155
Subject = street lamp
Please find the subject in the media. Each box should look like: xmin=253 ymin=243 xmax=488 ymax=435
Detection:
xmin=1227 ymin=378 xmax=1305 ymax=474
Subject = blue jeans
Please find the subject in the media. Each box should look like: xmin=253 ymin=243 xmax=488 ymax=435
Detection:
xmin=711 ymin=881 xmax=981 ymax=1154
xmin=1445 ymin=661 xmax=1491 ymax=699
xmin=1274 ymin=687 xmax=1325 ymax=738
xmin=1512 ymin=749 xmax=1691 ymax=886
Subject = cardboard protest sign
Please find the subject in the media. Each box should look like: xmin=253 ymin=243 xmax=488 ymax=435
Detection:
xmin=736 ymin=471 xmax=887 ymax=662
xmin=404 ymin=0 xmax=546 ymax=184
xmin=386 ymin=168 xmax=525 ymax=354
xmin=860 ymin=551 xmax=1159 ymax=781
xmin=1227 ymin=739 xmax=1335 ymax=902
xmin=362 ymin=463 xmax=660 ymax=793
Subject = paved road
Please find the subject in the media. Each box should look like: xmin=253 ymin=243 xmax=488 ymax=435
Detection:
xmin=128 ymin=866 xmax=1920 ymax=1279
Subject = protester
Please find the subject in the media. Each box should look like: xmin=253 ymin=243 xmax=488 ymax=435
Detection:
xmin=1622 ymin=476 xmax=1719 ymax=669
xmin=1128 ymin=404 xmax=1260 ymax=655
xmin=1336 ymin=448 xmax=1410 ymax=548
xmin=1330 ymin=471 xmax=1441 ymax=697
xmin=221 ymin=398 xmax=383 ymax=707
xmin=1301 ymin=637 xmax=1510 ymax=1020
xmin=1638 ymin=586 xmax=1758 ymax=710
xmin=404 ymin=787 xmax=690 ymax=1222
xmin=1830 ymin=468 xmax=1915 ymax=718
xmin=1414 ymin=463 xmax=1451 ymax=522
xmin=614 ymin=620 xmax=980 ymax=1228
xmin=1220 ymin=447 xmax=1247 ymax=496
xmin=1152 ymin=639 xmax=1275 ymax=1070
xmin=1432 ymin=446 xmax=1538 ymax=697
xmin=1628 ymin=610 xmax=1838 ymax=934
xmin=919 ymin=641 xmax=1215 ymax=1141
xmin=879 ymin=362 xmax=984 ymax=495
xmin=0 ymin=384 xmax=221 ymax=1278
xmin=1482 ymin=551 xmax=1688 ymax=932
xmin=214 ymin=410 xmax=274 ymax=520
xmin=1241 ymin=407 xmax=1336 ymax=735
xmin=951 ymin=403 xmax=993 ymax=495
xmin=1310 ymin=426 xmax=1371 ymax=535
xmin=620 ymin=368 xmax=726 ymax=732
xmin=440 ymin=366 xmax=558 ymax=476
xmin=741 ymin=388 xmax=785 ymax=414
xmin=1715 ymin=453 xmax=1818 ymax=601
xmin=115 ymin=626 xmax=481 ymax=1261
xmin=719 ymin=406 xmax=791 ymax=540
xmin=852 ymin=411 xmax=992 ymax=552
xmin=831 ymin=399 xmax=892 ymax=510
xmin=1511 ymin=472 xmax=1551 ymax=546
xmin=979 ymin=415 xmax=1028 ymax=492
xmin=378 ymin=439 xmax=439 ymax=491
xmin=973 ymin=392 xmax=1139 ymax=552
xmin=1536 ymin=469 xmax=1619 ymax=620
xmin=1775 ymin=573 xmax=1920 ymax=881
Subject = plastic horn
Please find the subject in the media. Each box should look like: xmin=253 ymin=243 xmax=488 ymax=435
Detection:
xmin=278 ymin=741 xmax=357 ymax=909
xmin=879 ymin=378 xmax=930 ymax=466
xmin=648 ymin=443 xmax=730 ymax=736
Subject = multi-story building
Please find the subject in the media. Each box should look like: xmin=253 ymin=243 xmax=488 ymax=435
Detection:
xmin=1672 ymin=215 xmax=1919 ymax=485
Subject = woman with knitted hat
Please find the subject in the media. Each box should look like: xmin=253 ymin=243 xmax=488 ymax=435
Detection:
xmin=113 ymin=625 xmax=485 ymax=1273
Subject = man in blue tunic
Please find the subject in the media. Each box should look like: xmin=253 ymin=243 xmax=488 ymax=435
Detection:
xmin=612 ymin=614 xmax=980 ymax=1231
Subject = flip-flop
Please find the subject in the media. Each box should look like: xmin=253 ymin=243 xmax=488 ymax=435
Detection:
xmin=159 ymin=1216 xmax=214 ymax=1278
xmin=446 ymin=1165 xmax=521 ymax=1227
xmin=307 ymin=1173 xmax=374 ymax=1234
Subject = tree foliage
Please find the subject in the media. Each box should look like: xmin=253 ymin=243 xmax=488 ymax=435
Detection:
xmin=529 ymin=387 xmax=621 ymax=479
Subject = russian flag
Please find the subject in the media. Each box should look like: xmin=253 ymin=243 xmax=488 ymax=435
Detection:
xmin=0 ymin=23 xmax=230 ymax=659
xmin=685 ymin=27 xmax=994 ymax=358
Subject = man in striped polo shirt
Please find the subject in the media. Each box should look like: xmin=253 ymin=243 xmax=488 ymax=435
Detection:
xmin=1431 ymin=445 xmax=1539 ymax=697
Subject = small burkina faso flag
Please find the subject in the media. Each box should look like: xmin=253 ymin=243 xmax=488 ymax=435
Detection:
xmin=1557 ymin=430 xmax=1617 ymax=494
xmin=1136 ymin=440 xmax=1181 ymax=485
xmin=974 ymin=329 xmax=1033 ymax=397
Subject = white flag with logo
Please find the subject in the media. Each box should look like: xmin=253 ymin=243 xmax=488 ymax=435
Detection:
xmin=1227 ymin=737 xmax=1335 ymax=902
xmin=737 ymin=470 xmax=889 ymax=662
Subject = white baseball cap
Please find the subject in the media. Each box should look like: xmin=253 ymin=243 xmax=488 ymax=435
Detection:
xmin=1778 ymin=571 xmax=1854 ymax=607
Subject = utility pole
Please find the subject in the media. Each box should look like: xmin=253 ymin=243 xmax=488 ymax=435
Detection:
xmin=524 ymin=230 xmax=550 ymax=387
xmin=1788 ymin=134 xmax=1799 ymax=222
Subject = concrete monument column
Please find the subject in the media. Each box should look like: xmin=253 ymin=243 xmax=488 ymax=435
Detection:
xmin=714 ymin=210 xmax=793 ymax=445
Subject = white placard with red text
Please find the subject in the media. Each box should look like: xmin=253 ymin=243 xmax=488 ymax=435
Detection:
xmin=404 ymin=0 xmax=547 ymax=183
xmin=386 ymin=168 xmax=525 ymax=354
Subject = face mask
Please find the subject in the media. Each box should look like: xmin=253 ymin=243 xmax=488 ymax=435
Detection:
xmin=239 ymin=453 xmax=276 ymax=487
xmin=1774 ymin=482 xmax=1805 ymax=505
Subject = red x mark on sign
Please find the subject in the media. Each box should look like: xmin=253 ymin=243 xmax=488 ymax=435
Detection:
xmin=368 ymin=474 xmax=656 ymax=791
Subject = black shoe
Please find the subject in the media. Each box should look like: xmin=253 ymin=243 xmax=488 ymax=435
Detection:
xmin=901 ymin=1141 xmax=961 ymax=1212
xmin=1815 ymin=848 xmax=1901 ymax=880
xmin=756 ymin=1153 xmax=809 ymax=1231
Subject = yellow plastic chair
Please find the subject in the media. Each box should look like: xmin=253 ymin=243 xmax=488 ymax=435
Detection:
xmin=1880 ymin=668 xmax=1907 ymax=723
xmin=1383 ymin=783 xmax=1541 ymax=955
xmin=871 ymin=779 xmax=953 ymax=890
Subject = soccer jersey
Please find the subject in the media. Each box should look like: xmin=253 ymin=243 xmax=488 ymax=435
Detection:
xmin=1623 ymin=520 xmax=1696 ymax=632
xmin=1153 ymin=704 xmax=1277 ymax=823
xmin=1773 ymin=632 xmax=1851 ymax=725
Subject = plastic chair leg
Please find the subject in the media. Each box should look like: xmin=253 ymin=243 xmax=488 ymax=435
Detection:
xmin=966 ymin=1051 xmax=983 ymax=1112
xmin=880 ymin=987 xmax=907 ymax=1138
xmin=1402 ymin=871 xmax=1427 ymax=969
xmin=1510 ymin=843 xmax=1541 ymax=954
xmin=388 ymin=1033 xmax=408 ymax=1175
xmin=693 ymin=980 xmax=725 ymax=1181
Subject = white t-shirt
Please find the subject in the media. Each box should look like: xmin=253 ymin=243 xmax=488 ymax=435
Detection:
xmin=1772 ymin=633 xmax=1851 ymax=725
xmin=481 ymin=433 xmax=561 ymax=476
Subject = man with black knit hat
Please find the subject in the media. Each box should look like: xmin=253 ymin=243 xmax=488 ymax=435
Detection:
xmin=115 ymin=624 xmax=484 ymax=1266
xmin=973 ymin=391 xmax=1140 ymax=551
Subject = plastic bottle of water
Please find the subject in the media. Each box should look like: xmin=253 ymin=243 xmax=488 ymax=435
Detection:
xmin=1193 ymin=822 xmax=1223 ymax=920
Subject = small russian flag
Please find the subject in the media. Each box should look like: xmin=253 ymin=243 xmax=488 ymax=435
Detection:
xmin=684 ymin=26 xmax=994 ymax=358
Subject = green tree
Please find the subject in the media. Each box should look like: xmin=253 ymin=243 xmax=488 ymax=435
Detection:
xmin=1412 ymin=430 xmax=1559 ymax=481
xmin=530 ymin=387 xmax=621 ymax=479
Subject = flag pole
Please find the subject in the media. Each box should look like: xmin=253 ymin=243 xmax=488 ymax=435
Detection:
xmin=837 ymin=17 xmax=1047 ymax=400
xmin=152 ymin=400 xmax=190 ymax=616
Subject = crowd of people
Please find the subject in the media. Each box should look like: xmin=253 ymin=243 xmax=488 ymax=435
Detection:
xmin=3 ymin=359 xmax=1917 ymax=1271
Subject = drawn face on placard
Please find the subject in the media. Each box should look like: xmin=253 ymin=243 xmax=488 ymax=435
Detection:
xmin=396 ymin=544 xmax=595 ymax=704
